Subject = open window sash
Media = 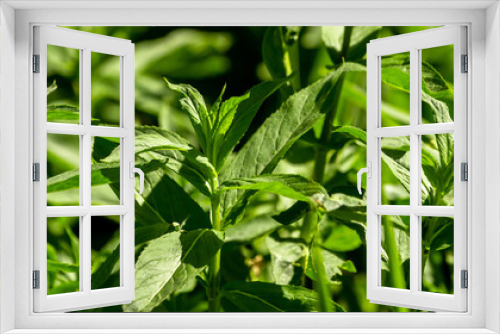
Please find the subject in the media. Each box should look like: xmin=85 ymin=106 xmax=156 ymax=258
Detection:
xmin=33 ymin=26 xmax=135 ymax=312
xmin=365 ymin=26 xmax=467 ymax=312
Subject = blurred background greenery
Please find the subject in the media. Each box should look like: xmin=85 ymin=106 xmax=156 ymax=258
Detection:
xmin=46 ymin=26 xmax=455 ymax=312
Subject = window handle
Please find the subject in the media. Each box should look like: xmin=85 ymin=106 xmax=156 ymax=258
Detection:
xmin=357 ymin=162 xmax=372 ymax=195
xmin=130 ymin=162 xmax=145 ymax=195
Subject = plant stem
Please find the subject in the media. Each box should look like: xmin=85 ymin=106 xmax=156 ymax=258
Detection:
xmin=383 ymin=218 xmax=409 ymax=312
xmin=312 ymin=26 xmax=353 ymax=184
xmin=208 ymin=177 xmax=222 ymax=312
xmin=281 ymin=27 xmax=301 ymax=94
xmin=301 ymin=209 xmax=334 ymax=312
xmin=421 ymin=192 xmax=443 ymax=275
xmin=312 ymin=237 xmax=334 ymax=312
xmin=384 ymin=218 xmax=406 ymax=290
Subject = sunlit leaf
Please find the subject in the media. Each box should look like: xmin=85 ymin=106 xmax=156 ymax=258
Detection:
xmin=164 ymin=78 xmax=211 ymax=154
xmin=124 ymin=229 xmax=224 ymax=312
xmin=218 ymin=174 xmax=327 ymax=204
xmin=220 ymin=66 xmax=347 ymax=226
xmin=212 ymin=79 xmax=286 ymax=170
xmin=266 ymin=234 xmax=306 ymax=285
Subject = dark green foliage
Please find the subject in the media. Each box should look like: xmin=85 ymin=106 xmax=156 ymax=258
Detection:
xmin=46 ymin=26 xmax=455 ymax=312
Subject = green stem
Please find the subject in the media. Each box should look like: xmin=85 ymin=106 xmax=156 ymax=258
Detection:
xmin=384 ymin=218 xmax=406 ymax=290
xmin=301 ymin=209 xmax=333 ymax=312
xmin=384 ymin=218 xmax=409 ymax=312
xmin=421 ymin=191 xmax=443 ymax=275
xmin=208 ymin=178 xmax=222 ymax=312
xmin=312 ymin=26 xmax=352 ymax=184
xmin=299 ymin=209 xmax=316 ymax=286
xmin=312 ymin=238 xmax=334 ymax=312
xmin=281 ymin=27 xmax=301 ymax=94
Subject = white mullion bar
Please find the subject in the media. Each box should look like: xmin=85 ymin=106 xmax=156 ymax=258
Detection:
xmin=409 ymin=47 xmax=420 ymax=294
xmin=90 ymin=126 xmax=128 ymax=138
xmin=77 ymin=49 xmax=85 ymax=291
xmin=412 ymin=206 xmax=454 ymax=217
xmin=82 ymin=214 xmax=91 ymax=293
xmin=372 ymin=126 xmax=411 ymax=138
xmin=366 ymin=44 xmax=379 ymax=298
xmin=46 ymin=205 xmax=130 ymax=217
xmin=373 ymin=205 xmax=411 ymax=215
xmin=373 ymin=123 xmax=454 ymax=138
xmin=453 ymin=25 xmax=468 ymax=311
xmin=90 ymin=205 xmax=128 ymax=216
xmin=33 ymin=26 xmax=49 ymax=310
xmin=82 ymin=48 xmax=92 ymax=294
xmin=47 ymin=206 xmax=89 ymax=217
xmin=372 ymin=205 xmax=454 ymax=217
xmin=412 ymin=123 xmax=454 ymax=135
xmin=46 ymin=123 xmax=88 ymax=135
xmin=122 ymin=46 xmax=135 ymax=294
xmin=369 ymin=26 xmax=463 ymax=57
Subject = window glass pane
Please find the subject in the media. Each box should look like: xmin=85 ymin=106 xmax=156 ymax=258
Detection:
xmin=380 ymin=52 xmax=410 ymax=127
xmin=421 ymin=134 xmax=454 ymax=206
xmin=91 ymin=215 xmax=120 ymax=290
xmin=91 ymin=136 xmax=121 ymax=205
xmin=47 ymin=45 xmax=80 ymax=124
xmin=47 ymin=216 xmax=80 ymax=295
xmin=91 ymin=52 xmax=121 ymax=127
xmin=421 ymin=45 xmax=454 ymax=124
xmin=421 ymin=216 xmax=454 ymax=294
xmin=381 ymin=136 xmax=410 ymax=205
xmin=47 ymin=134 xmax=80 ymax=206
xmin=381 ymin=215 xmax=410 ymax=290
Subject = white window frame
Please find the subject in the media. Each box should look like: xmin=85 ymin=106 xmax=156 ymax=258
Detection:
xmin=33 ymin=26 xmax=136 ymax=313
xmin=1 ymin=1 xmax=499 ymax=333
xmin=366 ymin=26 xmax=467 ymax=312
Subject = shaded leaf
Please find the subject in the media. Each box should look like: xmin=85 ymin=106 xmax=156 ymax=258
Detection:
xmin=225 ymin=215 xmax=281 ymax=243
xmin=47 ymin=80 xmax=58 ymax=96
xmin=272 ymin=201 xmax=309 ymax=225
xmin=134 ymin=164 xmax=211 ymax=230
xmin=428 ymin=217 xmax=454 ymax=251
xmin=135 ymin=224 xmax=171 ymax=245
xmin=262 ymin=27 xmax=295 ymax=97
xmin=91 ymin=245 xmax=120 ymax=289
xmin=321 ymin=223 xmax=362 ymax=253
xmin=133 ymin=126 xmax=216 ymax=197
xmin=47 ymin=260 xmax=79 ymax=273
xmin=306 ymin=248 xmax=356 ymax=283
xmin=322 ymin=26 xmax=381 ymax=63
xmin=221 ymin=281 xmax=344 ymax=312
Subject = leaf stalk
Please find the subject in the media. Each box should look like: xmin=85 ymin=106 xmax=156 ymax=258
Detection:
xmin=208 ymin=176 xmax=222 ymax=312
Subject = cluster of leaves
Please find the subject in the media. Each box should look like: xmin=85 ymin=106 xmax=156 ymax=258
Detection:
xmin=46 ymin=26 xmax=456 ymax=312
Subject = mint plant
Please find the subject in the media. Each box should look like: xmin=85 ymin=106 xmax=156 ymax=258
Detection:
xmin=46 ymin=26 xmax=456 ymax=311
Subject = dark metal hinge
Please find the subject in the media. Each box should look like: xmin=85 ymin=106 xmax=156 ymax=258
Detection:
xmin=33 ymin=270 xmax=40 ymax=289
xmin=461 ymin=54 xmax=468 ymax=73
xmin=461 ymin=162 xmax=468 ymax=181
xmin=33 ymin=163 xmax=40 ymax=182
xmin=33 ymin=54 xmax=40 ymax=73
xmin=461 ymin=270 xmax=468 ymax=289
